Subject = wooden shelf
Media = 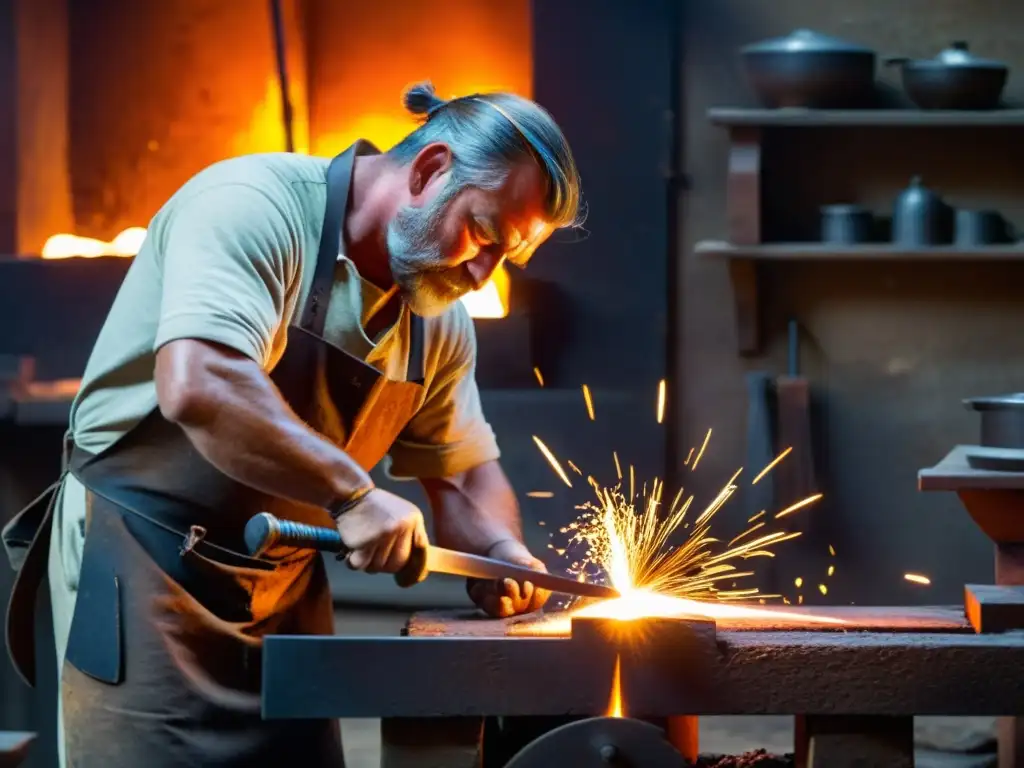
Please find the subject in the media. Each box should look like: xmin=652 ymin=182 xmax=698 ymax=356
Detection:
xmin=706 ymin=107 xmax=1024 ymax=356
xmin=709 ymin=108 xmax=1024 ymax=128
xmin=697 ymin=242 xmax=1024 ymax=355
xmin=697 ymin=240 xmax=1024 ymax=261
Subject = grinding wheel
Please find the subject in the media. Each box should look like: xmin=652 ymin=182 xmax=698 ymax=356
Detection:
xmin=503 ymin=716 xmax=686 ymax=768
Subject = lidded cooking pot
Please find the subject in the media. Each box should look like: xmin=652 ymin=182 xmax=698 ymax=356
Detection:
xmin=885 ymin=41 xmax=1009 ymax=110
xmin=740 ymin=29 xmax=877 ymax=109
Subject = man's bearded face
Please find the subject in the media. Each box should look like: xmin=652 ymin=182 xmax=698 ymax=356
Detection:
xmin=386 ymin=178 xmax=476 ymax=317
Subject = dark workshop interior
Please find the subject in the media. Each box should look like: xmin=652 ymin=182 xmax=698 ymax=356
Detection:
xmin=3 ymin=0 xmax=1024 ymax=766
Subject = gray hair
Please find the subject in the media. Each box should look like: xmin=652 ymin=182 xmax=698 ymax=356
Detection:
xmin=387 ymin=81 xmax=585 ymax=230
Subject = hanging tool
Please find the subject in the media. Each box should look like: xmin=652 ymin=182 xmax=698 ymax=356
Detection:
xmin=744 ymin=370 xmax=776 ymax=592
xmin=244 ymin=512 xmax=620 ymax=601
xmin=775 ymin=320 xmax=818 ymax=511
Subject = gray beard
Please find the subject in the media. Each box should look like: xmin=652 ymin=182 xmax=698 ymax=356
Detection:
xmin=386 ymin=180 xmax=475 ymax=317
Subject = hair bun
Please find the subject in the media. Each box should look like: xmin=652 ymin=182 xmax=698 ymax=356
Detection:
xmin=403 ymin=81 xmax=447 ymax=118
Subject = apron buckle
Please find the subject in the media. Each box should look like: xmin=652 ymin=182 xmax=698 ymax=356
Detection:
xmin=179 ymin=525 xmax=207 ymax=556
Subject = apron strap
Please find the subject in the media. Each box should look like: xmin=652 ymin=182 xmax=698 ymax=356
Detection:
xmin=299 ymin=140 xmax=375 ymax=338
xmin=407 ymin=314 xmax=425 ymax=384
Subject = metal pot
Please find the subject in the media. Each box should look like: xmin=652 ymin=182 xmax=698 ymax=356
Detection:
xmin=885 ymin=42 xmax=1009 ymax=110
xmin=740 ymin=29 xmax=877 ymax=109
xmin=820 ymin=204 xmax=873 ymax=244
xmin=892 ymin=177 xmax=952 ymax=246
xmin=964 ymin=393 xmax=1024 ymax=449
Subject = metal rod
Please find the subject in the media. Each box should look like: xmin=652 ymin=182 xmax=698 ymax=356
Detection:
xmin=269 ymin=0 xmax=295 ymax=153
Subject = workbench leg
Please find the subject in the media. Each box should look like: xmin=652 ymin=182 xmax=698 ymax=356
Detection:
xmin=996 ymin=543 xmax=1024 ymax=767
xmin=380 ymin=717 xmax=484 ymax=768
xmin=795 ymin=715 xmax=914 ymax=768
xmin=665 ymin=716 xmax=699 ymax=762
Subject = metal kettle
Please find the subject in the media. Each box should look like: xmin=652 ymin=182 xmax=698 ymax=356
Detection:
xmin=892 ymin=176 xmax=951 ymax=246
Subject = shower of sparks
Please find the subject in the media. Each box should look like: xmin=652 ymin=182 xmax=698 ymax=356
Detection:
xmin=905 ymin=573 xmax=931 ymax=586
xmin=752 ymin=447 xmax=792 ymax=485
xmin=532 ymin=436 xmax=573 ymax=488
xmin=533 ymin=367 xmax=544 ymax=386
xmin=691 ymin=428 xmax=712 ymax=471
xmin=554 ymin=465 xmax=823 ymax=607
xmin=582 ymin=385 xmax=596 ymax=421
xmin=775 ymin=493 xmax=824 ymax=520
xmin=527 ymin=491 xmax=554 ymax=498
xmin=530 ymin=390 xmax=834 ymax=625
xmin=656 ymin=379 xmax=667 ymax=424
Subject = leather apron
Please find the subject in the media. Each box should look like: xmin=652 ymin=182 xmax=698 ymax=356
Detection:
xmin=3 ymin=141 xmax=427 ymax=767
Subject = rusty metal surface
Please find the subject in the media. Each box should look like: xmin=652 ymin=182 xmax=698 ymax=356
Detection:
xmin=262 ymin=615 xmax=1024 ymax=719
xmin=405 ymin=605 xmax=972 ymax=637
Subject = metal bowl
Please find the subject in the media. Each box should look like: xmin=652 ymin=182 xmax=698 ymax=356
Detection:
xmin=964 ymin=393 xmax=1024 ymax=449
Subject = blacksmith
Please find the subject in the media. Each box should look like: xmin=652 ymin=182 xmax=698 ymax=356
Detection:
xmin=4 ymin=81 xmax=583 ymax=767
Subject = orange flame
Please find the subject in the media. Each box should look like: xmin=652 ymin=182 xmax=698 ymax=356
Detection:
xmin=606 ymin=654 xmax=623 ymax=717
xmin=39 ymin=227 xmax=509 ymax=318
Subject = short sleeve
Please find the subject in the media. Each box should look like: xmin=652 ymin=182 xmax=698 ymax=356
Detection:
xmin=154 ymin=183 xmax=298 ymax=367
xmin=388 ymin=306 xmax=501 ymax=479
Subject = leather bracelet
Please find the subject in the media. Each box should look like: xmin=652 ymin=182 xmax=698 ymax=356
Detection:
xmin=327 ymin=486 xmax=375 ymax=519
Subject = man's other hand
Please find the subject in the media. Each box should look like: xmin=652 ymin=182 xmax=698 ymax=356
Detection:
xmin=467 ymin=540 xmax=551 ymax=618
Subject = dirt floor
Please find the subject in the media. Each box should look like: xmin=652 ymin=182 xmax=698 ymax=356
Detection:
xmin=333 ymin=607 xmax=999 ymax=768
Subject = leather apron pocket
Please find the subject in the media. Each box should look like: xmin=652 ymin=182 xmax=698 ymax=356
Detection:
xmin=63 ymin=501 xmax=123 ymax=685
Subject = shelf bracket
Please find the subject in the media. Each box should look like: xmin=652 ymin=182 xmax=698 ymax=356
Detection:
xmin=725 ymin=125 xmax=762 ymax=355
xmin=728 ymin=258 xmax=760 ymax=355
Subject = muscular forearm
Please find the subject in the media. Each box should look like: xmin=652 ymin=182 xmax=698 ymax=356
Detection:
xmin=155 ymin=339 xmax=372 ymax=508
xmin=422 ymin=460 xmax=523 ymax=554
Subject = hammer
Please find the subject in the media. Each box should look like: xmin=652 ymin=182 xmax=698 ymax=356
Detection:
xmin=244 ymin=512 xmax=620 ymax=599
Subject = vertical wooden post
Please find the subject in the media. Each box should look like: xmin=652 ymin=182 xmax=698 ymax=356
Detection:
xmin=0 ymin=0 xmax=74 ymax=255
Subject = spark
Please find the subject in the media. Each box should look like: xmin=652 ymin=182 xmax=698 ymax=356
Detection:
xmin=904 ymin=573 xmax=931 ymax=586
xmin=656 ymin=379 xmax=667 ymax=424
xmin=527 ymin=491 xmax=554 ymax=498
xmin=727 ymin=522 xmax=764 ymax=547
xmin=752 ymin=447 xmax=792 ymax=485
xmin=612 ymin=452 xmax=622 ymax=480
xmin=774 ymin=493 xmax=824 ymax=520
xmin=748 ymin=510 xmax=766 ymax=523
xmin=582 ymin=385 xmax=596 ymax=421
xmin=818 ymin=584 xmax=828 ymax=596
xmin=828 ymin=545 xmax=836 ymax=556
xmin=532 ymin=436 xmax=573 ymax=487
xmin=568 ymin=461 xmax=583 ymax=476
xmin=684 ymin=447 xmax=694 ymax=465
xmin=794 ymin=577 xmax=803 ymax=588
xmin=691 ymin=429 xmax=712 ymax=470
xmin=827 ymin=565 xmax=835 ymax=577
xmin=533 ymin=367 xmax=544 ymax=387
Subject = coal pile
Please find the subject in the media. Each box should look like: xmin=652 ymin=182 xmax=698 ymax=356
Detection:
xmin=693 ymin=750 xmax=794 ymax=767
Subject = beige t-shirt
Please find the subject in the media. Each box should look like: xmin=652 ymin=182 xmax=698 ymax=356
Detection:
xmin=53 ymin=152 xmax=499 ymax=596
